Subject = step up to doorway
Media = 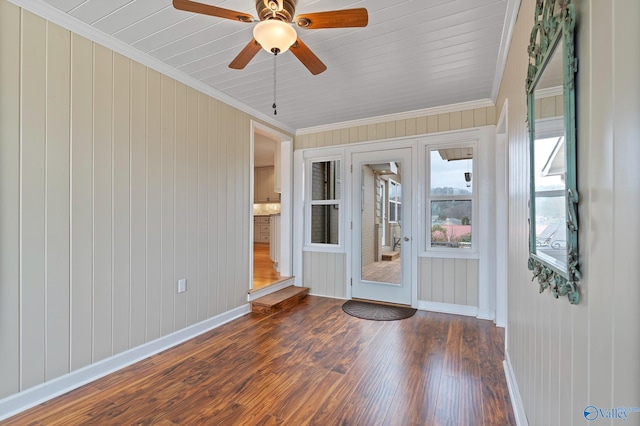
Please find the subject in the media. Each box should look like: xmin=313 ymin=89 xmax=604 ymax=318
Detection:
xmin=381 ymin=251 xmax=400 ymax=261
xmin=251 ymin=286 xmax=310 ymax=315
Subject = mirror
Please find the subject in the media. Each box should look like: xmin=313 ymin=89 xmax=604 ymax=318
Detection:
xmin=526 ymin=0 xmax=580 ymax=304
xmin=361 ymin=162 xmax=402 ymax=285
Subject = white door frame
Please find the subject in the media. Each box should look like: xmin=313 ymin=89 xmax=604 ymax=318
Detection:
xmin=350 ymin=148 xmax=413 ymax=305
xmin=250 ymin=121 xmax=293 ymax=288
xmin=346 ymin=139 xmax=418 ymax=307
xmin=495 ymin=101 xmax=509 ymax=329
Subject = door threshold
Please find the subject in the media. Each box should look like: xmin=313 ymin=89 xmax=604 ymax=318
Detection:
xmin=248 ymin=277 xmax=295 ymax=301
xmin=351 ymin=297 xmax=413 ymax=308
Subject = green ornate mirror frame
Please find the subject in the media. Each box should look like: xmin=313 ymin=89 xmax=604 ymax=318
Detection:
xmin=526 ymin=0 xmax=580 ymax=304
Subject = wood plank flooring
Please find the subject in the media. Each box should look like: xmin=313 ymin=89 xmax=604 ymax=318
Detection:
xmin=362 ymin=256 xmax=401 ymax=284
xmin=253 ymin=243 xmax=282 ymax=289
xmin=3 ymin=296 xmax=515 ymax=425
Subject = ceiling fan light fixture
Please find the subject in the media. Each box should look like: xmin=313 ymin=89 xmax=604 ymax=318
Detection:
xmin=253 ymin=19 xmax=297 ymax=54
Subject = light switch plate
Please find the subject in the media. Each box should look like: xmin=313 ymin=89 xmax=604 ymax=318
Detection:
xmin=177 ymin=279 xmax=186 ymax=293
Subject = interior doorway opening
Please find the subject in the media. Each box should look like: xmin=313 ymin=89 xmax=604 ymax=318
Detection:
xmin=251 ymin=123 xmax=293 ymax=292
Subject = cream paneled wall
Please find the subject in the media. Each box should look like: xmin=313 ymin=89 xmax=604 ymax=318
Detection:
xmin=295 ymin=106 xmax=496 ymax=149
xmin=303 ymin=251 xmax=346 ymax=299
xmin=497 ymin=0 xmax=640 ymax=424
xmin=0 ymin=2 xmax=260 ymax=398
xmin=418 ymin=258 xmax=479 ymax=307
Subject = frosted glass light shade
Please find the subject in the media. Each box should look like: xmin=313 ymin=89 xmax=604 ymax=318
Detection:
xmin=253 ymin=20 xmax=297 ymax=54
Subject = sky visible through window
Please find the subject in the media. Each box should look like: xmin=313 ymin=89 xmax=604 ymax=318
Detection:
xmin=430 ymin=151 xmax=472 ymax=193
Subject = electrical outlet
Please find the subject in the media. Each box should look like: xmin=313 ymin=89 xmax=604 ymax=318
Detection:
xmin=177 ymin=279 xmax=186 ymax=293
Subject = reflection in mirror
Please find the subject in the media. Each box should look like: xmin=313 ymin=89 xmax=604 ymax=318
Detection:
xmin=361 ymin=162 xmax=401 ymax=285
xmin=526 ymin=0 xmax=579 ymax=304
xmin=532 ymin=41 xmax=567 ymax=270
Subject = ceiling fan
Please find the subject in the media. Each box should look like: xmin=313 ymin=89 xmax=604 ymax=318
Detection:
xmin=173 ymin=0 xmax=368 ymax=75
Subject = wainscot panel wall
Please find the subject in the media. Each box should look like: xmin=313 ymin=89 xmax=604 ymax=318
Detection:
xmin=0 ymin=0 xmax=289 ymax=400
xmin=302 ymin=251 xmax=346 ymax=298
xmin=496 ymin=0 xmax=640 ymax=424
xmin=294 ymin=106 xmax=497 ymax=150
xmin=418 ymin=258 xmax=479 ymax=306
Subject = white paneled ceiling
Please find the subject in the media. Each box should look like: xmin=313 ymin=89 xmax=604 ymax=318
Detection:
xmin=27 ymin=0 xmax=517 ymax=131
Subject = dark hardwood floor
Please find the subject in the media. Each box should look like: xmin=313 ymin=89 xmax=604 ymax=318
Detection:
xmin=3 ymin=296 xmax=515 ymax=425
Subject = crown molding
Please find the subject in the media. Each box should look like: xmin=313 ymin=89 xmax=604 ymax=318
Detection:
xmin=7 ymin=0 xmax=296 ymax=135
xmin=491 ymin=0 xmax=522 ymax=102
xmin=295 ymin=98 xmax=495 ymax=136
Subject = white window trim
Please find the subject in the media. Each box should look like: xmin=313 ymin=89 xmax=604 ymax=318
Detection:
xmin=304 ymin=154 xmax=344 ymax=252
xmin=388 ymin=179 xmax=401 ymax=223
xmin=423 ymin=140 xmax=478 ymax=256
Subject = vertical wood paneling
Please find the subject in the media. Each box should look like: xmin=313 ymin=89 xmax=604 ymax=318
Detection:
xmin=160 ymin=76 xmax=175 ymax=336
xmin=174 ymin=82 xmax=187 ymax=330
xmin=1 ymin=1 xmax=264 ymax=398
xmin=438 ymin=114 xmax=450 ymax=132
xmin=185 ymin=87 xmax=199 ymax=326
xmin=335 ymin=253 xmax=346 ymax=298
xmin=442 ymin=258 xmax=455 ymax=303
xmin=213 ymin=100 xmax=225 ymax=316
xmin=302 ymin=252 xmax=347 ymax=298
xmin=417 ymin=257 xmax=478 ymax=306
xmin=586 ymin=0 xmax=614 ymax=410
xmin=431 ymin=258 xmax=444 ymax=302
xmin=461 ymin=110 xmax=474 ymax=128
xmin=453 ymin=258 xmax=467 ymax=305
xmin=236 ymin=110 xmax=249 ymax=306
xmin=45 ymin=21 xmax=71 ymax=381
xmin=418 ymin=258 xmax=431 ymax=301
xmin=466 ymin=260 xmax=478 ymax=306
xmin=20 ymin=10 xmax=47 ymax=389
xmin=129 ymin=61 xmax=147 ymax=348
xmin=495 ymin=1 xmax=640 ymax=422
xmin=612 ymin=0 xmax=640 ymax=403
xmin=112 ymin=53 xmax=131 ymax=354
xmin=0 ymin=0 xmax=21 ymax=398
xmin=450 ymin=111 xmax=462 ymax=130
xmin=196 ymin=93 xmax=209 ymax=321
xmin=145 ymin=69 xmax=162 ymax=341
xmin=70 ymin=33 xmax=94 ymax=371
xmin=92 ymin=44 xmax=113 ymax=362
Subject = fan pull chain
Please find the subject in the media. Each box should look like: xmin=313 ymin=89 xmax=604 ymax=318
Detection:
xmin=272 ymin=51 xmax=277 ymax=115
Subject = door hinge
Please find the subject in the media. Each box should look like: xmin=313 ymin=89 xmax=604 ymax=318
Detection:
xmin=350 ymin=221 xmax=353 ymax=229
xmin=350 ymin=278 xmax=352 ymax=286
xmin=350 ymin=164 xmax=353 ymax=173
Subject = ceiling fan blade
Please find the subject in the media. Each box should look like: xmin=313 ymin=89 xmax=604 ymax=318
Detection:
xmin=229 ymin=39 xmax=262 ymax=69
xmin=295 ymin=8 xmax=368 ymax=29
xmin=173 ymin=0 xmax=254 ymax=23
xmin=289 ymin=38 xmax=327 ymax=75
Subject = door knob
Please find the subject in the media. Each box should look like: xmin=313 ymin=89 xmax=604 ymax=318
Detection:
xmin=404 ymin=236 xmax=410 ymax=242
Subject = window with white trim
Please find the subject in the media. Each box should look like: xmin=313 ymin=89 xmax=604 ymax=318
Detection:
xmin=307 ymin=159 xmax=341 ymax=246
xmin=427 ymin=146 xmax=474 ymax=250
xmin=388 ymin=179 xmax=401 ymax=224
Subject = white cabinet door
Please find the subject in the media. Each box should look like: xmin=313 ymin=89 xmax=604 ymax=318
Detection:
xmin=255 ymin=167 xmax=279 ymax=202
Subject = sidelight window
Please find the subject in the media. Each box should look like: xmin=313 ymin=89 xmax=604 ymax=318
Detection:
xmin=427 ymin=146 xmax=475 ymax=250
xmin=307 ymin=158 xmax=341 ymax=246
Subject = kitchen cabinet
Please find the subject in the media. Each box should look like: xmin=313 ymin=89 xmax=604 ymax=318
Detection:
xmin=254 ymin=216 xmax=270 ymax=242
xmin=254 ymin=166 xmax=279 ymax=202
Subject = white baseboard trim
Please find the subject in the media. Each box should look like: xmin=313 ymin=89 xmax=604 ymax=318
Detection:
xmin=503 ymin=351 xmax=529 ymax=426
xmin=0 ymin=304 xmax=250 ymax=421
xmin=247 ymin=278 xmax=295 ymax=301
xmin=308 ymin=292 xmax=347 ymax=300
xmin=417 ymin=300 xmax=479 ymax=317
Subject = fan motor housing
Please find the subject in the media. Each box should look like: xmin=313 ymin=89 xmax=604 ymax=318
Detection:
xmin=256 ymin=0 xmax=296 ymax=22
